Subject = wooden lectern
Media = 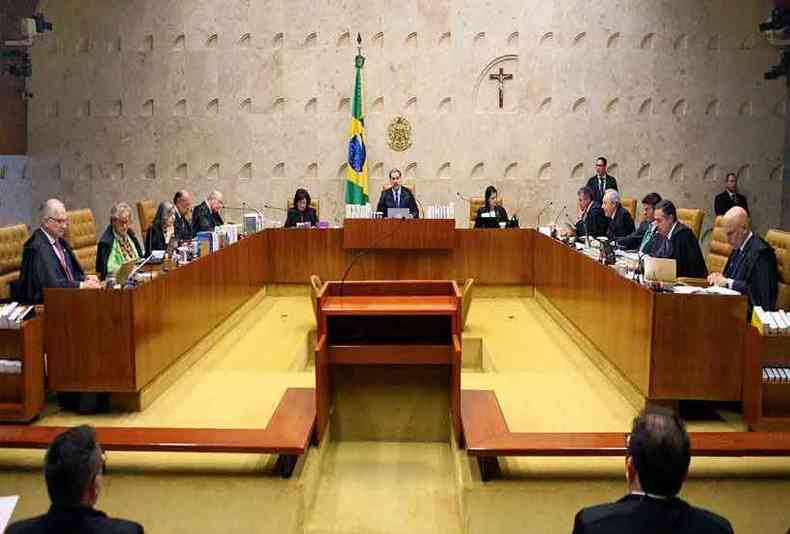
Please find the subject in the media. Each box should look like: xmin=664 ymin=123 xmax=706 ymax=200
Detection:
xmin=314 ymin=280 xmax=462 ymax=442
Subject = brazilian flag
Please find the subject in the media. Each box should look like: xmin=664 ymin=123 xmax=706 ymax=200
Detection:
xmin=345 ymin=45 xmax=369 ymax=205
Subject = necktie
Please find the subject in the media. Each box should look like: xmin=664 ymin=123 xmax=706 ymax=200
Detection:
xmin=600 ymin=178 xmax=605 ymax=197
xmin=55 ymin=240 xmax=75 ymax=282
xmin=727 ymin=248 xmax=742 ymax=278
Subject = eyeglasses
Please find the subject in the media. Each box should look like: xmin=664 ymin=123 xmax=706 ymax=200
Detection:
xmin=47 ymin=217 xmax=68 ymax=224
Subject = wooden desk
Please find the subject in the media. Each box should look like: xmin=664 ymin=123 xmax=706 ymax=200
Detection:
xmin=314 ymin=280 xmax=462 ymax=442
xmin=0 ymin=316 xmax=45 ymax=422
xmin=343 ymin=219 xmax=455 ymax=249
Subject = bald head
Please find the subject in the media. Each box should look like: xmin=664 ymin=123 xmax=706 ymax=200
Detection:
xmin=722 ymin=206 xmax=751 ymax=249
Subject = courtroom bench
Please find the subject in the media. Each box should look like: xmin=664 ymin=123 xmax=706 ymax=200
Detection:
xmin=0 ymin=387 xmax=316 ymax=479
xmin=461 ymin=389 xmax=790 ymax=481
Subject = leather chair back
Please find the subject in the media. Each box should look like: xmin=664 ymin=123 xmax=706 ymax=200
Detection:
xmin=287 ymin=199 xmax=321 ymax=220
xmin=677 ymin=208 xmax=704 ymax=239
xmin=64 ymin=209 xmax=98 ymax=275
xmin=621 ymin=198 xmax=637 ymax=222
xmin=765 ymin=229 xmax=790 ymax=310
xmin=469 ymin=197 xmax=503 ymax=228
xmin=0 ymin=224 xmax=29 ymax=300
xmin=137 ymin=200 xmax=156 ymax=237
xmin=706 ymin=216 xmax=732 ymax=274
xmin=461 ymin=278 xmax=474 ymax=330
xmin=309 ymin=274 xmax=323 ymax=324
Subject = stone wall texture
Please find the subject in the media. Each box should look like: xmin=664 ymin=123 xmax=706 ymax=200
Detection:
xmin=27 ymin=0 xmax=786 ymax=232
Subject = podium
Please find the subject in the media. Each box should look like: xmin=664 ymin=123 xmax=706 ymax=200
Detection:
xmin=314 ymin=280 xmax=462 ymax=442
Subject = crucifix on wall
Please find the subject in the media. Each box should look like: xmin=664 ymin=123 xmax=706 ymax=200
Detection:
xmin=489 ymin=67 xmax=513 ymax=109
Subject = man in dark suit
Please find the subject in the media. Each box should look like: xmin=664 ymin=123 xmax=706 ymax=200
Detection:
xmin=191 ymin=190 xmax=224 ymax=233
xmin=574 ymin=186 xmax=609 ymax=238
xmin=650 ymin=199 xmax=708 ymax=278
xmin=585 ymin=156 xmax=619 ymax=203
xmin=602 ymin=189 xmax=635 ymax=240
xmin=714 ymin=173 xmax=748 ymax=216
xmin=572 ymin=407 xmax=733 ymax=534
xmin=172 ymin=189 xmax=194 ymax=240
xmin=6 ymin=425 xmax=144 ymax=534
xmin=376 ymin=168 xmax=419 ymax=218
xmin=12 ymin=199 xmax=101 ymax=304
xmin=708 ymin=207 xmax=778 ymax=314
xmin=616 ymin=192 xmax=662 ymax=253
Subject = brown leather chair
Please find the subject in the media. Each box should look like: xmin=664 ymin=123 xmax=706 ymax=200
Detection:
xmin=461 ymin=278 xmax=474 ymax=331
xmin=136 ymin=199 xmax=156 ymax=237
xmin=0 ymin=224 xmax=29 ymax=300
xmin=309 ymin=274 xmax=323 ymax=325
xmin=677 ymin=208 xmax=704 ymax=239
xmin=469 ymin=197 xmax=503 ymax=228
xmin=287 ymin=199 xmax=321 ymax=219
xmin=621 ymin=198 xmax=637 ymax=222
xmin=706 ymin=216 xmax=732 ymax=274
xmin=64 ymin=209 xmax=98 ymax=275
xmin=765 ymin=229 xmax=790 ymax=311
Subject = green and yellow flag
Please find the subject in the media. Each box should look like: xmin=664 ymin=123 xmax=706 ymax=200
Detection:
xmin=345 ymin=37 xmax=369 ymax=205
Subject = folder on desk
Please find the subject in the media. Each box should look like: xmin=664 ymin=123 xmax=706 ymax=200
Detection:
xmin=643 ymin=256 xmax=677 ymax=283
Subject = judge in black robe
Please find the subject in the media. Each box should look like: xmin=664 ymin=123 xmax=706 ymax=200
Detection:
xmin=474 ymin=185 xmax=508 ymax=228
xmin=615 ymin=192 xmax=662 ymax=252
xmin=650 ymin=200 xmax=708 ymax=278
xmin=173 ymin=190 xmax=194 ymax=241
xmin=376 ymin=168 xmax=419 ymax=218
xmin=285 ymin=188 xmax=319 ymax=227
xmin=145 ymin=201 xmax=177 ymax=256
xmin=601 ymin=190 xmax=635 ymax=240
xmin=12 ymin=228 xmax=87 ymax=304
xmin=574 ymin=186 xmax=608 ymax=238
xmin=714 ymin=173 xmax=748 ymax=216
xmin=192 ymin=191 xmax=224 ymax=233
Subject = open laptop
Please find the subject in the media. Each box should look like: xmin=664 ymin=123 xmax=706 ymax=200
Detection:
xmin=643 ymin=256 xmax=677 ymax=283
xmin=387 ymin=207 xmax=412 ymax=219
xmin=476 ymin=213 xmax=501 ymax=228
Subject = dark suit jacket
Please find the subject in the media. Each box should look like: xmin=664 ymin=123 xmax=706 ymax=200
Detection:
xmin=376 ymin=186 xmax=419 ymax=218
xmin=606 ymin=206 xmax=636 ymax=240
xmin=173 ymin=211 xmax=193 ymax=241
xmin=723 ymin=234 xmax=778 ymax=312
xmin=191 ymin=201 xmax=224 ymax=233
xmin=714 ymin=191 xmax=748 ymax=216
xmin=6 ymin=504 xmax=144 ymax=534
xmin=11 ymin=228 xmax=85 ymax=304
xmin=96 ymin=226 xmax=143 ymax=281
xmin=617 ymin=220 xmax=650 ymax=251
xmin=650 ymin=223 xmax=708 ymax=278
xmin=573 ymin=493 xmax=733 ymax=534
xmin=474 ymin=205 xmax=509 ymax=228
xmin=586 ymin=174 xmax=619 ymax=203
xmin=284 ymin=207 xmax=318 ymax=228
xmin=576 ymin=202 xmax=609 ymax=238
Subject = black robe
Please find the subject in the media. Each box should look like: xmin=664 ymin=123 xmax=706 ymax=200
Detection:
xmin=173 ymin=210 xmax=193 ymax=241
xmin=376 ymin=186 xmax=419 ymax=218
xmin=606 ymin=206 xmax=636 ymax=240
xmin=145 ymin=224 xmax=170 ymax=256
xmin=11 ymin=228 xmax=85 ymax=304
xmin=284 ymin=207 xmax=319 ymax=228
xmin=723 ymin=234 xmax=778 ymax=312
xmin=585 ymin=174 xmax=619 ymax=203
xmin=650 ymin=223 xmax=708 ymax=278
xmin=6 ymin=504 xmax=144 ymax=534
xmin=714 ymin=191 xmax=749 ymax=216
xmin=474 ymin=205 xmax=509 ymax=228
xmin=192 ymin=201 xmax=224 ymax=233
xmin=617 ymin=220 xmax=650 ymax=250
xmin=575 ymin=202 xmax=609 ymax=238
xmin=96 ymin=225 xmax=144 ymax=280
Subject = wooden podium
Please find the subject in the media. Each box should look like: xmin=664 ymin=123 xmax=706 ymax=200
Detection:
xmin=313 ymin=280 xmax=462 ymax=442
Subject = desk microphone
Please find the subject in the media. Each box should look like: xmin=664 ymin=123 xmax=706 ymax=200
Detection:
xmin=413 ymin=195 xmax=424 ymax=219
xmin=338 ymin=225 xmax=402 ymax=298
xmin=536 ymin=201 xmax=553 ymax=228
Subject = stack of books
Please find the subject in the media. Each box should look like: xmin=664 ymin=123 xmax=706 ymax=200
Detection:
xmin=752 ymin=307 xmax=790 ymax=336
xmin=762 ymin=366 xmax=790 ymax=384
xmin=0 ymin=303 xmax=33 ymax=329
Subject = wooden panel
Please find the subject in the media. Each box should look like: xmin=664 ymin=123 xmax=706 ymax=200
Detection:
xmin=322 ymin=296 xmax=458 ymax=315
xmin=533 ymin=233 xmax=653 ymax=395
xmin=650 ymin=293 xmax=747 ymax=400
xmin=343 ymin=219 xmax=455 ymax=250
xmin=266 ymin=228 xmax=346 ymax=284
xmin=324 ymin=280 xmax=459 ymax=297
xmin=315 ymin=334 xmax=330 ymax=442
xmin=328 ymin=345 xmax=453 ymax=365
xmin=452 ymin=229 xmax=533 ymax=284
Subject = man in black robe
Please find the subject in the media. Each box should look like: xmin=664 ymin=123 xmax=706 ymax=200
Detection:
xmin=192 ymin=190 xmax=224 ymax=233
xmin=616 ymin=192 xmax=662 ymax=252
xmin=574 ymin=186 xmax=608 ymax=238
xmin=572 ymin=407 xmax=733 ymax=534
xmin=602 ymin=189 xmax=635 ymax=240
xmin=650 ymin=199 xmax=708 ymax=278
xmin=714 ymin=172 xmax=748 ymax=216
xmin=585 ymin=156 xmax=619 ymax=203
xmin=173 ymin=189 xmax=194 ymax=240
xmin=376 ymin=168 xmax=419 ymax=218
xmin=708 ymin=207 xmax=778 ymax=313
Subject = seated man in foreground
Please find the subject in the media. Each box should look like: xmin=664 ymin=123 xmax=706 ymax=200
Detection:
xmin=12 ymin=199 xmax=100 ymax=304
xmin=616 ymin=192 xmax=661 ymax=253
xmin=7 ymin=425 xmax=144 ymax=534
xmin=572 ymin=407 xmax=733 ymax=534
xmin=708 ymin=206 xmax=777 ymax=312
xmin=649 ymin=200 xmax=708 ymax=278
xmin=602 ymin=189 xmax=635 ymax=240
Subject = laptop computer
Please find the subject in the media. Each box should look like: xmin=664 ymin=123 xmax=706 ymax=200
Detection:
xmin=643 ymin=256 xmax=677 ymax=283
xmin=476 ymin=213 xmax=501 ymax=228
xmin=387 ymin=207 xmax=412 ymax=219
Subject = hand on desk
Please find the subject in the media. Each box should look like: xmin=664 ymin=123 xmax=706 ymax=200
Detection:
xmin=707 ymin=272 xmax=731 ymax=288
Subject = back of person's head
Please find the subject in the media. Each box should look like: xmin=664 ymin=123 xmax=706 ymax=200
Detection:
xmin=628 ymin=407 xmax=690 ymax=497
xmin=654 ymin=199 xmax=677 ymax=220
xmin=641 ymin=192 xmax=662 ymax=206
xmin=45 ymin=425 xmax=103 ymax=506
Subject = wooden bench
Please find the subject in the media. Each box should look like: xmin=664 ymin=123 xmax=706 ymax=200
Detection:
xmin=461 ymin=389 xmax=790 ymax=481
xmin=0 ymin=387 xmax=316 ymax=478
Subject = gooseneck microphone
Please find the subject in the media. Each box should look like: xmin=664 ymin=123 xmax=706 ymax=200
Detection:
xmin=554 ymin=205 xmax=568 ymax=228
xmin=338 ymin=225 xmax=402 ymax=297
xmin=536 ymin=201 xmax=553 ymax=228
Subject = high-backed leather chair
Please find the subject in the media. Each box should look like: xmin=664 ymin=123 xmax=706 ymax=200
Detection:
xmin=677 ymin=208 xmax=704 ymax=239
xmin=64 ymin=209 xmax=98 ymax=275
xmin=136 ymin=199 xmax=156 ymax=237
xmin=468 ymin=197 xmax=503 ymax=228
xmin=309 ymin=274 xmax=323 ymax=325
xmin=706 ymin=216 xmax=732 ymax=274
xmin=0 ymin=224 xmax=29 ymax=300
xmin=287 ymin=199 xmax=321 ymax=220
xmin=461 ymin=278 xmax=474 ymax=331
xmin=765 ymin=229 xmax=790 ymax=311
xmin=621 ymin=198 xmax=637 ymax=222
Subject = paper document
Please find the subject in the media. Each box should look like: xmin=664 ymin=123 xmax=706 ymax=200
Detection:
xmin=672 ymin=285 xmax=741 ymax=296
xmin=0 ymin=495 xmax=19 ymax=531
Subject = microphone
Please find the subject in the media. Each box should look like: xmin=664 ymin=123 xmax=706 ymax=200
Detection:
xmin=125 ymin=254 xmax=155 ymax=288
xmin=536 ymin=201 xmax=553 ymax=228
xmin=413 ymin=195 xmax=424 ymax=219
xmin=338 ymin=225 xmax=402 ymax=297
xmin=262 ymin=203 xmax=288 ymax=212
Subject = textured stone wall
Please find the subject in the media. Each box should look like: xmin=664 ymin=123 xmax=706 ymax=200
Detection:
xmin=0 ymin=156 xmax=32 ymax=227
xmin=27 ymin=0 xmax=786 ymax=232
